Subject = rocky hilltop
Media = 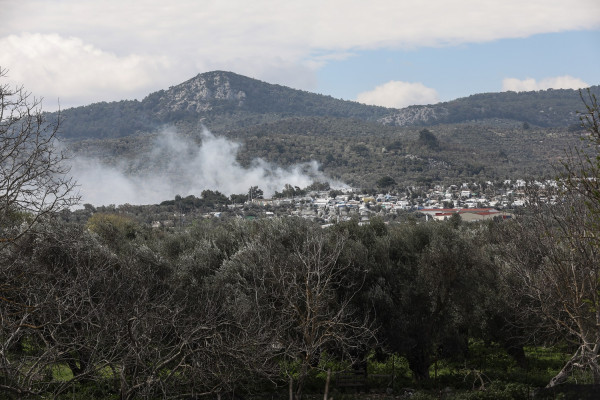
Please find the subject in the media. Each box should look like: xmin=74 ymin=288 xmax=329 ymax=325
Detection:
xmin=156 ymin=72 xmax=248 ymax=113
xmin=56 ymin=71 xmax=391 ymax=139
xmin=379 ymin=105 xmax=450 ymax=126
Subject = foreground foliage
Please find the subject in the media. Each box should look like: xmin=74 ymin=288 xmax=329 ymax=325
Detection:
xmin=0 ymin=213 xmax=595 ymax=399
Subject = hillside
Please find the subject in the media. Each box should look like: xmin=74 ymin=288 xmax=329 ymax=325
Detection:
xmin=58 ymin=71 xmax=597 ymax=190
xmin=56 ymin=71 xmax=392 ymax=140
xmin=224 ymin=117 xmax=578 ymax=187
xmin=381 ymin=88 xmax=599 ymax=128
xmin=54 ymin=71 xmax=598 ymax=140
xmin=69 ymin=114 xmax=580 ymax=189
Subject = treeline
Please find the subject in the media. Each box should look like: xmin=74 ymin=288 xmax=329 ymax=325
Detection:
xmin=1 ymin=209 xmax=573 ymax=399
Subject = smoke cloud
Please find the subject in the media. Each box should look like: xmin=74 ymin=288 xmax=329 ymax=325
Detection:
xmin=68 ymin=127 xmax=340 ymax=206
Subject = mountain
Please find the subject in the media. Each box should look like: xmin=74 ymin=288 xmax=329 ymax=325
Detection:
xmin=55 ymin=71 xmax=391 ymax=140
xmin=143 ymin=71 xmax=391 ymax=119
xmin=59 ymin=71 xmax=599 ymax=189
xmin=54 ymin=71 xmax=598 ymax=140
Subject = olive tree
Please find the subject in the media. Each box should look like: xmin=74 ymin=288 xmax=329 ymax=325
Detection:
xmin=0 ymin=218 xmax=286 ymax=399
xmin=220 ymin=218 xmax=374 ymax=399
xmin=363 ymin=220 xmax=493 ymax=381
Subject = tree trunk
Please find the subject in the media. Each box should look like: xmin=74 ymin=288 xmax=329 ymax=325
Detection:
xmin=593 ymin=367 xmax=600 ymax=385
xmin=407 ymin=351 xmax=431 ymax=381
xmin=504 ymin=343 xmax=528 ymax=369
xmin=547 ymin=346 xmax=600 ymax=388
xmin=323 ymin=368 xmax=331 ymax=400
xmin=546 ymin=358 xmax=575 ymax=388
xmin=295 ymin=362 xmax=310 ymax=400
xmin=546 ymin=346 xmax=583 ymax=388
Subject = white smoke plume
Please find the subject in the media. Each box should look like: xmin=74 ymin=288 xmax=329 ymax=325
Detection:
xmin=68 ymin=127 xmax=341 ymax=206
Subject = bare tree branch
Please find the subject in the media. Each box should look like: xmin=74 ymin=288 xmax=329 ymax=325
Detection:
xmin=0 ymin=67 xmax=79 ymax=243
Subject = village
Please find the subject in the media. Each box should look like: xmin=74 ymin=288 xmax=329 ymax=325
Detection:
xmin=194 ymin=178 xmax=555 ymax=226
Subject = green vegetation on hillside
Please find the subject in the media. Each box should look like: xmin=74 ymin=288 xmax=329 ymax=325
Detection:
xmin=68 ymin=115 xmax=579 ymax=189
xmin=53 ymin=70 xmax=598 ymax=140
xmin=385 ymin=87 xmax=599 ymax=128
xmin=55 ymin=71 xmax=595 ymax=189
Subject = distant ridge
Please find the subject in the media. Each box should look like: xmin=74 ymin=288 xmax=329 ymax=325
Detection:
xmin=380 ymin=87 xmax=599 ymax=128
xmin=54 ymin=71 xmax=598 ymax=140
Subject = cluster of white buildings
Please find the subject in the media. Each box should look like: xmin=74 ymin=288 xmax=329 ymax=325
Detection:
xmin=230 ymin=179 xmax=561 ymax=224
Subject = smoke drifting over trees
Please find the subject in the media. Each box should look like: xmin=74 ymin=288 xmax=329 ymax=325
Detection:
xmin=69 ymin=127 xmax=339 ymax=206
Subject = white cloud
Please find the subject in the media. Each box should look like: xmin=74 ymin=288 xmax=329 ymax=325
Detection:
xmin=502 ymin=75 xmax=590 ymax=92
xmin=0 ymin=33 xmax=171 ymax=110
xmin=1 ymin=0 xmax=599 ymax=107
xmin=4 ymin=1 xmax=594 ymax=51
xmin=356 ymin=81 xmax=439 ymax=108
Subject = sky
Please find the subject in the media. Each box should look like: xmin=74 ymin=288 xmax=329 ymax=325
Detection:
xmin=1 ymin=0 xmax=599 ymax=111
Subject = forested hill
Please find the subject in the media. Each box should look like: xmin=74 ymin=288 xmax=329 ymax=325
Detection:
xmin=55 ymin=71 xmax=392 ymax=140
xmin=54 ymin=70 xmax=598 ymax=140
xmin=381 ymin=87 xmax=600 ymax=128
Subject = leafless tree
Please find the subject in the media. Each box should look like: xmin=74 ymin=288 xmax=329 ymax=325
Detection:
xmin=0 ymin=73 xmax=81 ymax=396
xmin=114 ymin=276 xmax=282 ymax=400
xmin=500 ymin=192 xmax=600 ymax=387
xmin=498 ymin=92 xmax=600 ymax=387
xmin=0 ymin=67 xmax=79 ymax=243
